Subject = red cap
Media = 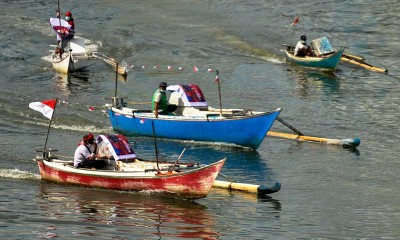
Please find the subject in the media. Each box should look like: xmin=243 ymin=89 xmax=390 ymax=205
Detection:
xmin=83 ymin=133 xmax=94 ymax=142
xmin=66 ymin=11 xmax=72 ymax=17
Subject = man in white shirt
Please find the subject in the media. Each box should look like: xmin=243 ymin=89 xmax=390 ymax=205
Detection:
xmin=294 ymin=35 xmax=313 ymax=57
xmin=74 ymin=133 xmax=106 ymax=169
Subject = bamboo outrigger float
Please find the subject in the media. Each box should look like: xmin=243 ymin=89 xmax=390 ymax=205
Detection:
xmin=213 ymin=180 xmax=281 ymax=195
xmin=268 ymin=117 xmax=361 ymax=148
xmin=341 ymin=53 xmax=387 ymax=73
xmin=267 ymin=131 xmax=361 ymax=148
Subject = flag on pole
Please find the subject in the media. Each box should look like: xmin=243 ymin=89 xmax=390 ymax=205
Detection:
xmin=215 ymin=72 xmax=220 ymax=83
xmin=29 ymin=99 xmax=57 ymax=119
xmin=290 ymin=17 xmax=299 ymax=27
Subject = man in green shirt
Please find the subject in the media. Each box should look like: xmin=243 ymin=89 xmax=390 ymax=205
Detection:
xmin=152 ymin=82 xmax=169 ymax=118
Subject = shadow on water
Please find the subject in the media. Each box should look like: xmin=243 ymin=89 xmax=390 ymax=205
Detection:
xmin=37 ymin=182 xmax=222 ymax=239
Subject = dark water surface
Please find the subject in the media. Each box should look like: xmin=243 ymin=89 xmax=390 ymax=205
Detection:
xmin=1 ymin=0 xmax=400 ymax=239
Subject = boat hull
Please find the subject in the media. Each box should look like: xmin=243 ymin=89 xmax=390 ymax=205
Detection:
xmin=107 ymin=108 xmax=281 ymax=149
xmin=285 ymin=47 xmax=345 ymax=70
xmin=51 ymin=52 xmax=73 ymax=74
xmin=37 ymin=158 xmax=225 ymax=200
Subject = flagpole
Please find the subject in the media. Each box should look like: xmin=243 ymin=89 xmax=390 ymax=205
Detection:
xmin=216 ymin=70 xmax=223 ymax=117
xmin=115 ymin=62 xmax=118 ymax=99
xmin=57 ymin=0 xmax=62 ymax=58
xmin=289 ymin=28 xmax=295 ymax=47
xmin=289 ymin=17 xmax=299 ymax=48
xmin=43 ymin=98 xmax=58 ymax=158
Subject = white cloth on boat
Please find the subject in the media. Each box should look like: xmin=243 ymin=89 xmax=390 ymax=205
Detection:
xmin=96 ymin=135 xmax=136 ymax=161
xmin=167 ymin=84 xmax=208 ymax=107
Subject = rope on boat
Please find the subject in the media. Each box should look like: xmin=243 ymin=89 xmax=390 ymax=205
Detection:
xmin=126 ymin=101 xmax=152 ymax=105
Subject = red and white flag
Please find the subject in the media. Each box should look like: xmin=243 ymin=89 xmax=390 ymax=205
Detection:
xmin=215 ymin=73 xmax=220 ymax=83
xmin=193 ymin=66 xmax=199 ymax=73
xmin=29 ymin=99 xmax=57 ymax=119
xmin=290 ymin=17 xmax=299 ymax=27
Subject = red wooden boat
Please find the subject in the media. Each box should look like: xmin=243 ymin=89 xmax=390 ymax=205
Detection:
xmin=35 ymin=134 xmax=225 ymax=200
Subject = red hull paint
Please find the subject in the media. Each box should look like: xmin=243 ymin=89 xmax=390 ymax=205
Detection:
xmin=37 ymin=159 xmax=225 ymax=200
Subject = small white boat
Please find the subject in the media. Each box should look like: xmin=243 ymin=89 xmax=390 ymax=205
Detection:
xmin=51 ymin=50 xmax=73 ymax=74
xmin=49 ymin=37 xmax=97 ymax=74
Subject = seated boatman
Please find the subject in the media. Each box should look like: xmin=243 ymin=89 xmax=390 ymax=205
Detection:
xmin=74 ymin=133 xmax=107 ymax=169
xmin=294 ymin=35 xmax=314 ymax=57
xmin=152 ymin=82 xmax=177 ymax=118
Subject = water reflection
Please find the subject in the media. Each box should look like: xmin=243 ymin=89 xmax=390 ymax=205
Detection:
xmin=286 ymin=67 xmax=341 ymax=97
xmin=211 ymin=187 xmax=281 ymax=210
xmin=37 ymin=183 xmax=220 ymax=239
xmin=52 ymin=67 xmax=107 ymax=96
xmin=53 ymin=73 xmax=72 ymax=96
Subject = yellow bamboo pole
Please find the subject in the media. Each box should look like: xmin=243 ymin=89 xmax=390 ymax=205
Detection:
xmin=341 ymin=56 xmax=387 ymax=73
xmin=212 ymin=180 xmax=281 ymax=195
xmin=342 ymin=53 xmax=364 ymax=61
xmin=267 ymin=131 xmax=360 ymax=147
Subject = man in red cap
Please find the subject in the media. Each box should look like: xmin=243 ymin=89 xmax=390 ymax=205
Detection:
xmin=74 ymin=133 xmax=106 ymax=169
xmin=65 ymin=11 xmax=75 ymax=30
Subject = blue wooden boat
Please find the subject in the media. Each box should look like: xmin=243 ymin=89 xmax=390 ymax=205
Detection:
xmin=284 ymin=47 xmax=345 ymax=70
xmin=106 ymin=84 xmax=281 ymax=149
